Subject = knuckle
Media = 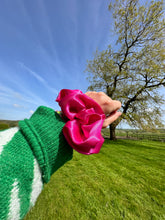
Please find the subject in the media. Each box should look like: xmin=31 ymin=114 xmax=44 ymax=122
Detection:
xmin=105 ymin=100 xmax=112 ymax=105
xmin=98 ymin=92 xmax=105 ymax=96
xmin=117 ymin=101 xmax=122 ymax=108
xmin=104 ymin=123 xmax=108 ymax=127
xmin=113 ymin=100 xmax=121 ymax=109
xmin=103 ymin=120 xmax=109 ymax=128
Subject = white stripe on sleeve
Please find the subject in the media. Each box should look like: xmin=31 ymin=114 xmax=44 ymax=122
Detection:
xmin=8 ymin=179 xmax=20 ymax=220
xmin=0 ymin=127 xmax=19 ymax=155
xmin=30 ymin=158 xmax=43 ymax=207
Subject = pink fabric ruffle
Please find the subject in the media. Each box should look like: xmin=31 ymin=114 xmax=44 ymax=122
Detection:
xmin=56 ymin=89 xmax=105 ymax=155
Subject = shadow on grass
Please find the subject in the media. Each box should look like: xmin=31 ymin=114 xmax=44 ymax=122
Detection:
xmin=103 ymin=138 xmax=165 ymax=151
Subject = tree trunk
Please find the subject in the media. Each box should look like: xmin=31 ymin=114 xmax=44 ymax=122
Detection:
xmin=109 ymin=123 xmax=116 ymax=140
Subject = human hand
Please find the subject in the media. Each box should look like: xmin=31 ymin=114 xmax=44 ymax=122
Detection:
xmin=85 ymin=91 xmax=122 ymax=128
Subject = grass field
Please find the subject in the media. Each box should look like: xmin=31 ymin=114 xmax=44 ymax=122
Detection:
xmin=24 ymin=139 xmax=165 ymax=220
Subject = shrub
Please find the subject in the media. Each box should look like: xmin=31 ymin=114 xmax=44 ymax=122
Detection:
xmin=0 ymin=123 xmax=9 ymax=131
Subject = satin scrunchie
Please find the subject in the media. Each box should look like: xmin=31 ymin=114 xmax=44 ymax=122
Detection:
xmin=56 ymin=89 xmax=105 ymax=155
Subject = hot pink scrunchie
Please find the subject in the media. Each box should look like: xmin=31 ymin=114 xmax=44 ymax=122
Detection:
xmin=56 ymin=89 xmax=106 ymax=155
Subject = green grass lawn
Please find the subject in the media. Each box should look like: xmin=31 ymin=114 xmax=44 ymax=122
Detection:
xmin=24 ymin=140 xmax=165 ymax=220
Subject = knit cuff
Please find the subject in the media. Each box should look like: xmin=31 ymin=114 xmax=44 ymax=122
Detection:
xmin=19 ymin=106 xmax=73 ymax=183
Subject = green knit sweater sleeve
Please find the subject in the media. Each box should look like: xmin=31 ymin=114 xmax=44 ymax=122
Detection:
xmin=19 ymin=106 xmax=73 ymax=183
xmin=0 ymin=106 xmax=73 ymax=220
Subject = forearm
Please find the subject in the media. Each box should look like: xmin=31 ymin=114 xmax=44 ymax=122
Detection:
xmin=0 ymin=106 xmax=73 ymax=220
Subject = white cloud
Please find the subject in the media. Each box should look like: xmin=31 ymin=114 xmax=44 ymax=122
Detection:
xmin=0 ymin=83 xmax=48 ymax=107
xmin=18 ymin=62 xmax=45 ymax=83
xmin=17 ymin=61 xmax=58 ymax=95
xmin=29 ymin=110 xmax=34 ymax=114
xmin=0 ymin=84 xmax=14 ymax=94
xmin=13 ymin=104 xmax=22 ymax=108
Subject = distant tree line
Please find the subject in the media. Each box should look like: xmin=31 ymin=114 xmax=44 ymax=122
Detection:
xmin=0 ymin=120 xmax=19 ymax=131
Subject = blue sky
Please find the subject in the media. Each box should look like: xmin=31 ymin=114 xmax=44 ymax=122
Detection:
xmin=0 ymin=0 xmax=114 ymax=120
xmin=0 ymin=0 xmax=164 ymax=128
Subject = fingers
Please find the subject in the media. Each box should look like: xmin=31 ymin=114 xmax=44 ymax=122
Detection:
xmin=85 ymin=91 xmax=111 ymax=104
xmin=85 ymin=91 xmax=122 ymax=128
xmin=102 ymin=111 xmax=122 ymax=128
xmin=102 ymin=100 xmax=121 ymax=115
xmin=85 ymin=91 xmax=121 ymax=114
